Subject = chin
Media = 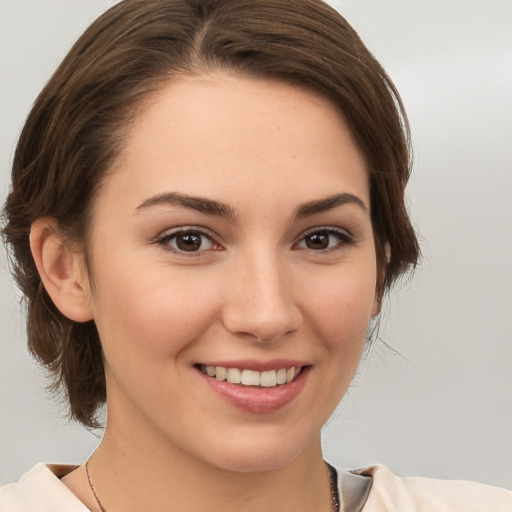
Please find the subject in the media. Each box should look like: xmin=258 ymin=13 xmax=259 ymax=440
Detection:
xmin=195 ymin=426 xmax=318 ymax=474
xmin=210 ymin=450 xmax=298 ymax=474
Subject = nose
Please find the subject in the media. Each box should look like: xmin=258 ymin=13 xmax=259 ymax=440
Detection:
xmin=221 ymin=250 xmax=303 ymax=343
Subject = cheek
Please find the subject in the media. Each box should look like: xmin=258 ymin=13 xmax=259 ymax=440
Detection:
xmin=305 ymin=269 xmax=377 ymax=346
xmin=314 ymin=281 xmax=376 ymax=394
xmin=90 ymin=263 xmax=221 ymax=366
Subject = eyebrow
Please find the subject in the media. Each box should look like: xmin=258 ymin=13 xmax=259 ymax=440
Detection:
xmin=293 ymin=193 xmax=368 ymax=218
xmin=136 ymin=191 xmax=367 ymax=220
xmin=136 ymin=192 xmax=238 ymax=221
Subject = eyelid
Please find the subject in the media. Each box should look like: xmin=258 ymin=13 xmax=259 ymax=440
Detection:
xmin=294 ymin=225 xmax=354 ymax=251
xmin=156 ymin=226 xmax=222 ymax=255
xmin=299 ymin=225 xmax=352 ymax=237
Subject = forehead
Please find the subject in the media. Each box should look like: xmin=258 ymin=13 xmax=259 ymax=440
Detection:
xmin=97 ymin=72 xmax=369 ymax=214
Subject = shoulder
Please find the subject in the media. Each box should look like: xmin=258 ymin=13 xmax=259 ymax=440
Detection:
xmin=352 ymin=464 xmax=512 ymax=512
xmin=0 ymin=464 xmax=88 ymax=512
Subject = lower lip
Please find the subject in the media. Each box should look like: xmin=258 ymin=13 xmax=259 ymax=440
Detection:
xmin=197 ymin=367 xmax=310 ymax=413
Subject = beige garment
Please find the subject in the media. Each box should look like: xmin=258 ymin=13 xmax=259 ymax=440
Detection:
xmin=0 ymin=463 xmax=511 ymax=511
xmin=0 ymin=464 xmax=88 ymax=511
xmin=354 ymin=465 xmax=512 ymax=511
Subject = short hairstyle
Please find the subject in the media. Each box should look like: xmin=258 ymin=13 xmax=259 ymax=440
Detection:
xmin=1 ymin=0 xmax=419 ymax=428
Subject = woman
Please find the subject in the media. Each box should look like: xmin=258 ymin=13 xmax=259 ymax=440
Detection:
xmin=1 ymin=0 xmax=511 ymax=510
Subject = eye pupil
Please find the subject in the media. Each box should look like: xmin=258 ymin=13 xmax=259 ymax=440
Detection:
xmin=306 ymin=232 xmax=329 ymax=250
xmin=176 ymin=233 xmax=202 ymax=251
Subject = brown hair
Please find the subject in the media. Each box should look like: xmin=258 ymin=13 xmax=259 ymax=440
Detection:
xmin=1 ymin=0 xmax=419 ymax=428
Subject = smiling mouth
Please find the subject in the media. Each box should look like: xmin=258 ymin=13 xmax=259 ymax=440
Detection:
xmin=197 ymin=364 xmax=304 ymax=388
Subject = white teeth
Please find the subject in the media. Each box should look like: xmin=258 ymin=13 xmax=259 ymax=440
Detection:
xmin=226 ymin=368 xmax=241 ymax=384
xmin=215 ymin=367 xmax=226 ymax=380
xmin=199 ymin=365 xmax=302 ymax=387
xmin=241 ymin=369 xmax=260 ymax=386
xmin=260 ymin=370 xmax=277 ymax=387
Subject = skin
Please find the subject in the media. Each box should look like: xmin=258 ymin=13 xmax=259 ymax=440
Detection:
xmin=33 ymin=73 xmax=379 ymax=511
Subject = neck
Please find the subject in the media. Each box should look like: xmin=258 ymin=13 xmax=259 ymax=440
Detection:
xmin=87 ymin=415 xmax=332 ymax=512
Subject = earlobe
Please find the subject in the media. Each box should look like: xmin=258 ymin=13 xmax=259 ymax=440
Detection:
xmin=30 ymin=218 xmax=93 ymax=322
xmin=371 ymin=241 xmax=390 ymax=319
xmin=384 ymin=241 xmax=391 ymax=264
xmin=370 ymin=295 xmax=382 ymax=319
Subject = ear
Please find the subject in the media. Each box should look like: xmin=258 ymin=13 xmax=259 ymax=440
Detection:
xmin=370 ymin=295 xmax=382 ymax=319
xmin=370 ymin=241 xmax=391 ymax=318
xmin=30 ymin=218 xmax=94 ymax=322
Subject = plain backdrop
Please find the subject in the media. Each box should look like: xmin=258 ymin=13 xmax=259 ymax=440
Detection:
xmin=1 ymin=0 xmax=511 ymax=489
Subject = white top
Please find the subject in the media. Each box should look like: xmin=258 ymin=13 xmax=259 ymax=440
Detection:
xmin=1 ymin=463 xmax=511 ymax=511
xmin=0 ymin=464 xmax=88 ymax=512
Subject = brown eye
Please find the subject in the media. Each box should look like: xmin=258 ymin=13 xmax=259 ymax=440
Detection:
xmin=305 ymin=232 xmax=330 ymax=250
xmin=296 ymin=228 xmax=353 ymax=252
xmin=176 ymin=232 xmax=202 ymax=251
xmin=161 ymin=230 xmax=215 ymax=253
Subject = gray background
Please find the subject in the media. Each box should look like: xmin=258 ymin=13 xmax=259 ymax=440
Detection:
xmin=1 ymin=0 xmax=511 ymax=489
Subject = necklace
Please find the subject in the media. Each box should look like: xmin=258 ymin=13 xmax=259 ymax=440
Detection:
xmin=85 ymin=459 xmax=340 ymax=512
xmin=85 ymin=458 xmax=106 ymax=512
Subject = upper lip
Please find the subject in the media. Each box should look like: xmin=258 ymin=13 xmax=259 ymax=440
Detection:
xmin=196 ymin=359 xmax=310 ymax=372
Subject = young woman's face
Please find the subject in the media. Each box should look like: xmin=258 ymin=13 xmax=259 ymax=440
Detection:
xmin=83 ymin=73 xmax=379 ymax=472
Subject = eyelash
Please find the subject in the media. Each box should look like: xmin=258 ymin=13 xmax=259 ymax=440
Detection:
xmin=294 ymin=226 xmax=354 ymax=253
xmin=156 ymin=226 xmax=354 ymax=256
xmin=157 ymin=227 xmax=220 ymax=256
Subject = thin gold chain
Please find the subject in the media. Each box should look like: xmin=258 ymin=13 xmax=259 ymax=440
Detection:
xmin=84 ymin=458 xmax=340 ymax=512
xmin=85 ymin=458 xmax=107 ymax=512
